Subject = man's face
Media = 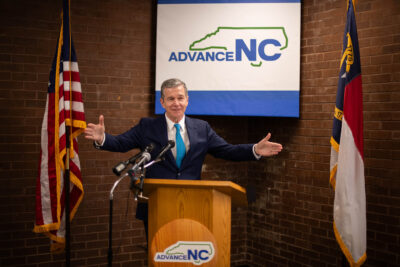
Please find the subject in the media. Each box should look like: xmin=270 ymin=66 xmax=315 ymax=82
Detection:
xmin=160 ymin=84 xmax=189 ymax=123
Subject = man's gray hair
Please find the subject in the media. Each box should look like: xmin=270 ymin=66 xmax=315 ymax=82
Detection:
xmin=160 ymin=78 xmax=188 ymax=99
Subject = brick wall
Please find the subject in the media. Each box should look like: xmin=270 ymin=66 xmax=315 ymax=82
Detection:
xmin=245 ymin=0 xmax=400 ymax=266
xmin=0 ymin=0 xmax=155 ymax=266
xmin=0 ymin=0 xmax=399 ymax=266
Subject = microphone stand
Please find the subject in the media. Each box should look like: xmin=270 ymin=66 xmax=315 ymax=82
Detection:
xmin=108 ymin=172 xmax=128 ymax=267
xmin=107 ymin=167 xmax=137 ymax=267
xmin=107 ymin=162 xmax=144 ymax=267
xmin=130 ymin=157 xmax=165 ymax=200
xmin=129 ymin=157 xmax=165 ymax=200
xmin=129 ymin=166 xmax=149 ymax=202
xmin=107 ymin=154 xmax=167 ymax=266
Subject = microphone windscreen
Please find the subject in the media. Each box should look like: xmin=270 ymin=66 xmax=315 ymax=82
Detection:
xmin=146 ymin=143 xmax=155 ymax=152
xmin=112 ymin=162 xmax=126 ymax=176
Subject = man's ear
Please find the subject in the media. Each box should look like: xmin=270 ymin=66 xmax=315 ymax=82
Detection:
xmin=160 ymin=97 xmax=165 ymax=108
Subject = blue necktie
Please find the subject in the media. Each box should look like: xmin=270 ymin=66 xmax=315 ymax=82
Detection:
xmin=174 ymin=123 xmax=186 ymax=168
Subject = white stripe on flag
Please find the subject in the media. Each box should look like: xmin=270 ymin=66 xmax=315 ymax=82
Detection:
xmin=65 ymin=81 xmax=82 ymax=92
xmin=334 ymin=117 xmax=366 ymax=262
xmin=39 ymin=96 xmax=52 ymax=224
xmin=59 ymin=121 xmax=66 ymax=139
xmin=59 ymin=73 xmax=63 ymax=86
xmin=63 ymin=61 xmax=79 ymax=72
xmin=58 ymin=96 xmax=65 ymax=113
xmin=71 ymin=150 xmax=81 ymax=169
xmin=64 ymin=101 xmax=84 ymax=113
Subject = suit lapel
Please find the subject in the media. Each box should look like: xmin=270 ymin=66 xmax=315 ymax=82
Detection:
xmin=159 ymin=116 xmax=168 ymax=142
xmin=180 ymin=116 xmax=196 ymax=169
xmin=156 ymin=115 xmax=178 ymax=169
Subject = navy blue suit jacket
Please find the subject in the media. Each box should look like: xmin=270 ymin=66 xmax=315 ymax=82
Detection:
xmin=101 ymin=115 xmax=256 ymax=219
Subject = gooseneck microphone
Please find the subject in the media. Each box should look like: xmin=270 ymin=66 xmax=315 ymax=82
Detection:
xmin=142 ymin=140 xmax=175 ymax=170
xmin=155 ymin=140 xmax=175 ymax=161
xmin=112 ymin=143 xmax=154 ymax=176
xmin=130 ymin=148 xmax=152 ymax=171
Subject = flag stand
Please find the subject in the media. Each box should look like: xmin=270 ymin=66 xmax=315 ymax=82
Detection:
xmin=65 ymin=125 xmax=71 ymax=267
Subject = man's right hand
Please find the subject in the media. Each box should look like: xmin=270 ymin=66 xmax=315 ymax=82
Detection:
xmin=84 ymin=115 xmax=105 ymax=144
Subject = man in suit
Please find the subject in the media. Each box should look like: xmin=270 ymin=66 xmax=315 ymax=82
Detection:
xmin=84 ymin=78 xmax=283 ymax=232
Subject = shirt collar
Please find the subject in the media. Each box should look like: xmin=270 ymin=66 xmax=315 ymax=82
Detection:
xmin=165 ymin=114 xmax=185 ymax=131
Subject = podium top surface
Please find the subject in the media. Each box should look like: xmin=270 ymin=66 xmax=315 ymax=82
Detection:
xmin=143 ymin=179 xmax=247 ymax=207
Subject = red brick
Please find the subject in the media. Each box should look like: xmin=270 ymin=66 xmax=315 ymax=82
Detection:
xmin=0 ymin=0 xmax=399 ymax=267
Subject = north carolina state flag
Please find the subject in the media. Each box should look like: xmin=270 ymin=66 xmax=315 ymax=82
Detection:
xmin=330 ymin=0 xmax=366 ymax=266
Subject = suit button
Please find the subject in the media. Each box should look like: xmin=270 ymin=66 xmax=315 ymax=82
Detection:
xmin=177 ymin=172 xmax=181 ymax=178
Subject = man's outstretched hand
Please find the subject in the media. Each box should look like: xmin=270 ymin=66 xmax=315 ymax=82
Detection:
xmin=254 ymin=133 xmax=283 ymax=157
xmin=84 ymin=115 xmax=105 ymax=144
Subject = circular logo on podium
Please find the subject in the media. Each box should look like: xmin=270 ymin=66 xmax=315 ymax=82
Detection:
xmin=151 ymin=219 xmax=217 ymax=266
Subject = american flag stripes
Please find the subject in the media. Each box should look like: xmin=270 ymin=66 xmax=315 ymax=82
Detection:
xmin=330 ymin=0 xmax=366 ymax=266
xmin=34 ymin=0 xmax=86 ymax=252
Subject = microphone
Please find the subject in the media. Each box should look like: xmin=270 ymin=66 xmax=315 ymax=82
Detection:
xmin=133 ymin=143 xmax=155 ymax=163
xmin=130 ymin=143 xmax=155 ymax=171
xmin=154 ymin=140 xmax=175 ymax=161
xmin=112 ymin=143 xmax=154 ymax=176
xmin=112 ymin=153 xmax=139 ymax=176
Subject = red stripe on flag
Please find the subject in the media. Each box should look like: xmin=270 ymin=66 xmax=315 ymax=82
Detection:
xmin=63 ymin=91 xmax=83 ymax=102
xmin=63 ymin=70 xmax=81 ymax=83
xmin=343 ymin=75 xmax=364 ymax=158
xmin=59 ymin=134 xmax=66 ymax=153
xmin=72 ymin=111 xmax=85 ymax=121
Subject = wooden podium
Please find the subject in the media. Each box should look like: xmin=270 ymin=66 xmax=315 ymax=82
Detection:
xmin=142 ymin=179 xmax=247 ymax=267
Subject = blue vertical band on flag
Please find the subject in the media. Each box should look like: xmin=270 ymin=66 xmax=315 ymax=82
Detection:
xmin=331 ymin=0 xmax=362 ymax=150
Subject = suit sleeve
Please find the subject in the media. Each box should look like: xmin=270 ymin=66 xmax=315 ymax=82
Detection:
xmin=100 ymin=119 xmax=146 ymax=153
xmin=206 ymin=122 xmax=256 ymax=161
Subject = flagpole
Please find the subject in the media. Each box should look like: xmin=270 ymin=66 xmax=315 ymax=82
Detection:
xmin=65 ymin=125 xmax=71 ymax=267
xmin=65 ymin=1 xmax=72 ymax=265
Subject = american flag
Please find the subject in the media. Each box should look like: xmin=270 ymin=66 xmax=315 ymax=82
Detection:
xmin=33 ymin=0 xmax=86 ymax=252
xmin=330 ymin=0 xmax=366 ymax=266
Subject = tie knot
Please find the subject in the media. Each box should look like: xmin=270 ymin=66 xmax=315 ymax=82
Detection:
xmin=174 ymin=123 xmax=181 ymax=131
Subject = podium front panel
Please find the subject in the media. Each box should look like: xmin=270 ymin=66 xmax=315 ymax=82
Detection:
xmin=148 ymin=187 xmax=231 ymax=266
